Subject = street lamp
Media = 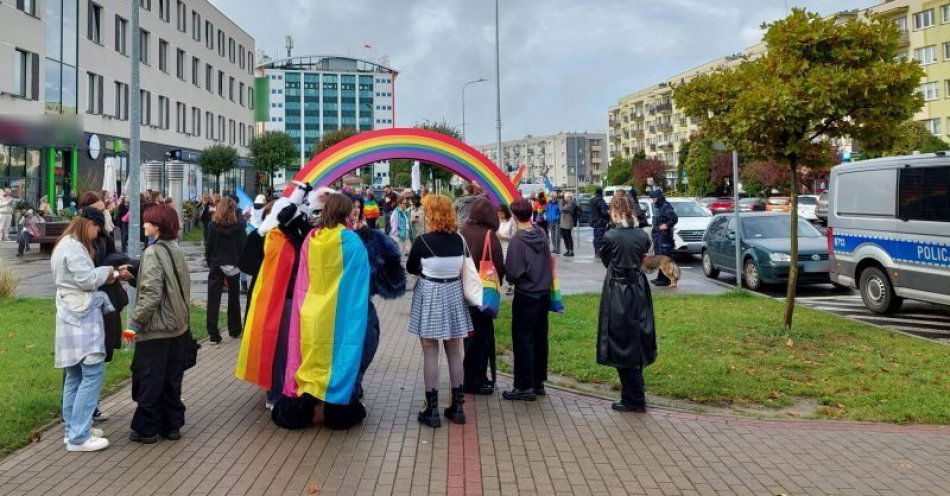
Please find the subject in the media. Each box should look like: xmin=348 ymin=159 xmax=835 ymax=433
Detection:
xmin=461 ymin=78 xmax=487 ymax=143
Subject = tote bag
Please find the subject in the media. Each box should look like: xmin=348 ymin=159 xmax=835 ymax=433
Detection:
xmin=549 ymin=256 xmax=565 ymax=313
xmin=478 ymin=231 xmax=501 ymax=317
xmin=459 ymin=235 xmax=483 ymax=308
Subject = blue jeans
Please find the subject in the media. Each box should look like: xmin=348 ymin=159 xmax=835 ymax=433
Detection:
xmin=62 ymin=360 xmax=106 ymax=444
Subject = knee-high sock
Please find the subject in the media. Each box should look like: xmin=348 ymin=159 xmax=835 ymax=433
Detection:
xmin=444 ymin=338 xmax=464 ymax=389
xmin=422 ymin=339 xmax=440 ymax=391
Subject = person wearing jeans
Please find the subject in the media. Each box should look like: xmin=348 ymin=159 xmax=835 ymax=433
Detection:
xmin=16 ymin=208 xmax=43 ymax=256
xmin=559 ymin=193 xmax=578 ymax=257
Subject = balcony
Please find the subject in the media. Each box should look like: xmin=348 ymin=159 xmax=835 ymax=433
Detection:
xmin=655 ymin=102 xmax=673 ymax=114
xmin=632 ymin=129 xmax=644 ymax=139
xmin=658 ymin=123 xmax=673 ymax=133
xmin=898 ymin=30 xmax=909 ymax=47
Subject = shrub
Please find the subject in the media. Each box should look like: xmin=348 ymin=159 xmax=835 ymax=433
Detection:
xmin=0 ymin=264 xmax=20 ymax=299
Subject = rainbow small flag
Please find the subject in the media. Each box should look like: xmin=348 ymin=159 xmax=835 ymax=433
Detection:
xmin=549 ymin=256 xmax=564 ymax=313
xmin=284 ymin=226 xmax=370 ymax=404
xmin=363 ymin=199 xmax=381 ymax=220
xmin=235 ymin=229 xmax=297 ymax=390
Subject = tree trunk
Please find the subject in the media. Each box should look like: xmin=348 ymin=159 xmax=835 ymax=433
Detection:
xmin=783 ymin=158 xmax=800 ymax=330
xmin=216 ymin=173 xmax=221 ymax=194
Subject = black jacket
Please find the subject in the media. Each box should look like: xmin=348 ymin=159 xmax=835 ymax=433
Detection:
xmin=590 ymin=194 xmax=610 ymax=229
xmin=205 ymin=220 xmax=248 ymax=269
xmin=651 ymin=194 xmax=678 ymax=255
xmin=505 ymin=225 xmax=552 ymax=293
xmin=597 ymin=226 xmax=657 ymax=368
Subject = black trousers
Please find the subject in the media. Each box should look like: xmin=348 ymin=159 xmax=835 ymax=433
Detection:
xmin=617 ymin=367 xmax=645 ymax=408
xmin=511 ymin=290 xmax=550 ymax=390
xmin=131 ymin=333 xmax=188 ymax=437
xmin=207 ymin=267 xmax=242 ymax=340
xmin=593 ymin=227 xmax=606 ymax=257
xmin=560 ymin=228 xmax=574 ymax=253
xmin=366 ymin=218 xmax=377 ymax=230
xmin=463 ymin=307 xmax=495 ymax=388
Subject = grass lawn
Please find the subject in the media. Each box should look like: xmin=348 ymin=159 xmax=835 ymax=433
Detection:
xmin=496 ymin=291 xmax=950 ymax=424
xmin=0 ymin=298 xmax=220 ymax=457
xmin=181 ymin=225 xmax=204 ymax=243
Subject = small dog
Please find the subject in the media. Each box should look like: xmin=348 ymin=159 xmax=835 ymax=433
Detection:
xmin=641 ymin=255 xmax=681 ymax=288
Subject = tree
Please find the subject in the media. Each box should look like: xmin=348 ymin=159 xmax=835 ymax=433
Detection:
xmin=741 ymin=160 xmax=790 ymax=197
xmin=249 ymin=131 xmax=297 ymax=192
xmin=674 ymin=9 xmax=923 ymax=329
xmin=710 ymin=153 xmax=734 ymax=193
xmin=414 ymin=121 xmax=461 ymax=185
xmin=311 ymin=127 xmax=359 ymax=157
xmin=606 ymin=156 xmax=633 ymax=186
xmin=198 ymin=144 xmax=239 ymax=193
xmin=632 ymin=158 xmax=668 ymax=193
xmin=684 ymin=138 xmax=717 ymax=196
xmin=879 ymin=120 xmax=950 ymax=156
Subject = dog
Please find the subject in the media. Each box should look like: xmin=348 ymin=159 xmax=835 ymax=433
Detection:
xmin=641 ymin=255 xmax=681 ymax=288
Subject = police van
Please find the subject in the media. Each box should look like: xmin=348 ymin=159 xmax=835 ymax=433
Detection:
xmin=828 ymin=154 xmax=950 ymax=314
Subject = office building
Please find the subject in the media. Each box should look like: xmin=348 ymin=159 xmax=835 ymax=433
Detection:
xmin=477 ymin=133 xmax=607 ymax=189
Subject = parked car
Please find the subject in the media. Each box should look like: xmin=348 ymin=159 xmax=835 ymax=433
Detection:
xmin=701 ymin=212 xmax=830 ymax=290
xmin=798 ymin=194 xmax=820 ymax=221
xmin=698 ymin=197 xmax=721 ymax=208
xmin=828 ymin=154 xmax=950 ymax=314
xmin=766 ymin=197 xmax=791 ymax=212
xmin=576 ymin=194 xmax=591 ymax=225
xmin=638 ymin=197 xmax=713 ymax=255
xmin=603 ymin=186 xmax=630 ymax=205
xmin=738 ymin=197 xmax=766 ymax=212
xmin=815 ymin=191 xmax=829 ymax=225
xmin=706 ymin=197 xmax=736 ymax=214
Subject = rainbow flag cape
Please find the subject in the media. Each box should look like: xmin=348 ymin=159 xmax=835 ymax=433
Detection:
xmin=363 ymin=199 xmax=381 ymax=220
xmin=284 ymin=226 xmax=370 ymax=404
xmin=549 ymin=256 xmax=564 ymax=313
xmin=235 ymin=229 xmax=296 ymax=390
xmin=510 ymin=164 xmax=526 ymax=186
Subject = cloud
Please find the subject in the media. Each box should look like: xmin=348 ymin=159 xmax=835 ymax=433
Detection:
xmin=211 ymin=0 xmax=872 ymax=145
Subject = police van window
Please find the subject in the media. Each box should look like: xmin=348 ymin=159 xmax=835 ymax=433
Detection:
xmin=898 ymin=166 xmax=950 ymax=222
xmin=836 ymin=169 xmax=896 ymax=217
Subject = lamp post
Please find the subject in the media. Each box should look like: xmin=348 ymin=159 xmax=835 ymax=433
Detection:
xmin=494 ymin=0 xmax=503 ymax=172
xmin=461 ymin=78 xmax=487 ymax=143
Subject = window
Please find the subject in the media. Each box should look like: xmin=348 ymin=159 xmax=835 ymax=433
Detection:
xmin=13 ymin=49 xmax=38 ymax=100
xmin=16 ymin=0 xmax=36 ymax=15
xmin=140 ymin=89 xmax=151 ymax=126
xmin=239 ymin=82 xmax=245 ymax=106
xmin=921 ymin=81 xmax=940 ymax=101
xmin=914 ymin=45 xmax=937 ymax=64
xmin=205 ymin=63 xmax=212 ymax=91
xmin=944 ymin=42 xmax=950 ymax=61
xmin=158 ymin=39 xmax=168 ymax=72
xmin=176 ymin=101 xmax=186 ymax=133
xmin=914 ymin=9 xmax=935 ymax=30
xmin=248 ymin=87 xmax=254 ymax=109
xmin=239 ymin=45 xmax=245 ymax=69
xmin=217 ymin=30 xmax=225 ymax=57
xmin=191 ymin=11 xmax=201 ymax=41
xmin=923 ymin=118 xmax=942 ymax=135
xmin=115 ymin=16 xmax=128 ymax=55
xmin=229 ymin=119 xmax=235 ymax=144
xmin=205 ymin=21 xmax=213 ymax=50
xmin=218 ymin=115 xmax=225 ymax=140
xmin=229 ymin=76 xmax=235 ymax=101
xmin=190 ymin=56 xmax=199 ymax=86
xmin=228 ymin=38 xmax=235 ymax=63
xmin=139 ymin=0 xmax=150 ymax=10
xmin=192 ymin=106 xmax=201 ymax=136
xmin=898 ymin=166 xmax=950 ymax=222
xmin=139 ymin=29 xmax=149 ymax=64
xmin=159 ymin=0 xmax=170 ymax=22
xmin=248 ymin=52 xmax=254 ymax=74
xmin=206 ymin=111 xmax=213 ymax=139
xmin=85 ymin=72 xmax=103 ymax=114
xmin=176 ymin=1 xmax=187 ymax=32
xmin=88 ymin=2 xmax=102 ymax=43
xmin=158 ymin=95 xmax=169 ymax=129
xmin=114 ymin=81 xmax=128 ymax=120
xmin=943 ymin=4 xmax=950 ymax=23
xmin=217 ymin=70 xmax=224 ymax=96
xmin=896 ymin=50 xmax=910 ymax=62
xmin=239 ymin=123 xmax=245 ymax=146
xmin=176 ymin=49 xmax=185 ymax=79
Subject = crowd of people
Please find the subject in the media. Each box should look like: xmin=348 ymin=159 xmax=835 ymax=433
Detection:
xmin=50 ymin=180 xmax=661 ymax=452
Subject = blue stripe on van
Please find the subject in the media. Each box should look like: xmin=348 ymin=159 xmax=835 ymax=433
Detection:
xmin=832 ymin=234 xmax=950 ymax=268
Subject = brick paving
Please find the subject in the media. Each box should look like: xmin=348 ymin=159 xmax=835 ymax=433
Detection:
xmin=1 ymin=296 xmax=949 ymax=495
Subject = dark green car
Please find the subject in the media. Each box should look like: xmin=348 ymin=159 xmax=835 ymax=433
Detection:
xmin=701 ymin=212 xmax=831 ymax=290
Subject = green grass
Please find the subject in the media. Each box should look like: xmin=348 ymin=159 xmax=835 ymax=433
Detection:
xmin=0 ymin=299 xmax=221 ymax=456
xmin=181 ymin=225 xmax=204 ymax=243
xmin=496 ymin=292 xmax=950 ymax=424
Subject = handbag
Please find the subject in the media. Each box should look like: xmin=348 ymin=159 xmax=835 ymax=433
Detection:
xmin=459 ymin=234 xmax=483 ymax=308
xmin=549 ymin=256 xmax=565 ymax=313
xmin=478 ymin=231 xmax=501 ymax=317
xmin=160 ymin=245 xmax=201 ymax=370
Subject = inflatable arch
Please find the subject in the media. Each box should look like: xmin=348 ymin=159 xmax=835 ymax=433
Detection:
xmin=283 ymin=128 xmax=521 ymax=205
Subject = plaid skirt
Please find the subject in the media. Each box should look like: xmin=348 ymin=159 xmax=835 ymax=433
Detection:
xmin=408 ymin=278 xmax=473 ymax=340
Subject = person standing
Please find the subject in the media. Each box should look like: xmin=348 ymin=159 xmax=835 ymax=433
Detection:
xmin=127 ymin=204 xmax=191 ymax=443
xmin=52 ymin=211 xmax=122 ymax=451
xmin=453 ymin=183 xmax=480 ymax=226
xmin=410 ymin=194 xmax=426 ymax=240
xmin=597 ymin=196 xmax=657 ymax=412
xmin=532 ymin=191 xmax=549 ymax=233
xmin=590 ymin=188 xmax=610 ymax=258
xmin=382 ymin=185 xmax=398 ymax=231
xmin=503 ymin=199 xmax=553 ymax=401
xmin=0 ymin=188 xmax=15 ymax=241
xmin=406 ymin=195 xmax=472 ymax=427
xmin=546 ymin=191 xmax=562 ymax=254
xmin=648 ymin=190 xmax=678 ymax=287
xmin=389 ymin=196 xmax=414 ymax=256
xmin=559 ymin=192 xmax=579 ymax=257
xmin=114 ymin=197 xmax=130 ymax=253
xmin=460 ymin=197 xmax=505 ymax=395
xmin=16 ymin=208 xmax=44 ymax=256
xmin=363 ymin=190 xmax=381 ymax=230
xmin=205 ymin=197 xmax=247 ymax=344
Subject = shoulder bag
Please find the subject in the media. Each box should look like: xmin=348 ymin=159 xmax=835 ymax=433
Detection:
xmin=160 ymin=244 xmax=201 ymax=370
xmin=458 ymin=234 xmax=483 ymax=308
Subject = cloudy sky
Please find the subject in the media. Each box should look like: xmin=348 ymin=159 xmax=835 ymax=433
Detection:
xmin=212 ymin=0 xmax=871 ymax=146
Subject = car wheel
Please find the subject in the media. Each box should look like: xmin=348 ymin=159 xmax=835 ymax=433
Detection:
xmin=743 ymin=259 xmax=762 ymax=291
xmin=702 ymin=250 xmax=719 ymax=278
xmin=859 ymin=267 xmax=903 ymax=314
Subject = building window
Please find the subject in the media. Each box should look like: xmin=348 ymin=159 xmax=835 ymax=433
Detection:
xmin=218 ymin=115 xmax=225 ymax=140
xmin=192 ymin=106 xmax=201 ymax=136
xmin=176 ymin=101 xmax=186 ymax=133
xmin=158 ymin=39 xmax=168 ymax=72
xmin=205 ymin=63 xmax=212 ymax=92
xmin=239 ymin=123 xmax=245 ymax=146
xmin=249 ymin=87 xmax=254 ymax=109
xmin=114 ymin=81 xmax=128 ymax=120
xmin=140 ymin=89 xmax=151 ymax=126
xmin=85 ymin=72 xmax=103 ymax=114
xmin=176 ymin=0 xmax=187 ymax=32
xmin=943 ymin=4 xmax=950 ymax=23
xmin=239 ymin=45 xmax=245 ymax=70
xmin=239 ymin=82 xmax=245 ymax=106
xmin=228 ymin=38 xmax=235 ymax=63
xmin=205 ymin=111 xmax=213 ymax=139
xmin=191 ymin=11 xmax=201 ymax=41
xmin=217 ymin=70 xmax=224 ymax=96
xmin=205 ymin=20 xmax=213 ymax=49
xmin=158 ymin=95 xmax=169 ymax=129
xmin=139 ymin=0 xmax=150 ymax=11
xmin=229 ymin=76 xmax=235 ymax=101
xmin=191 ymin=56 xmax=200 ymax=86
xmin=17 ymin=0 xmax=37 ymax=15
xmin=921 ymin=81 xmax=940 ymax=101
xmin=13 ymin=49 xmax=38 ymax=100
xmin=229 ymin=119 xmax=235 ymax=145
xmin=87 ymin=2 xmax=102 ymax=43
xmin=923 ymin=117 xmax=942 ymax=135
xmin=914 ymin=45 xmax=937 ymax=65
xmin=217 ymin=30 xmax=225 ymax=57
xmin=139 ymin=29 xmax=149 ymax=64
xmin=914 ymin=9 xmax=935 ymax=30
xmin=115 ymin=16 xmax=128 ymax=55
xmin=944 ymin=42 xmax=950 ymax=61
xmin=176 ymin=49 xmax=185 ymax=79
xmin=159 ymin=0 xmax=170 ymax=22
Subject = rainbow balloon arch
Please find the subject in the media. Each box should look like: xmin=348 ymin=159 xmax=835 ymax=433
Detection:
xmin=281 ymin=128 xmax=522 ymax=205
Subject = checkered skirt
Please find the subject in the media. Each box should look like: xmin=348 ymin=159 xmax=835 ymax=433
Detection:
xmin=408 ymin=278 xmax=473 ymax=340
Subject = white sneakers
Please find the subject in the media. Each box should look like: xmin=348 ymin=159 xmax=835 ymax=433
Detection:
xmin=66 ymin=435 xmax=109 ymax=452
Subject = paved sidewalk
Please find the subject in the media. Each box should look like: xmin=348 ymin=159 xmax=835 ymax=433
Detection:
xmin=1 ymin=296 xmax=948 ymax=495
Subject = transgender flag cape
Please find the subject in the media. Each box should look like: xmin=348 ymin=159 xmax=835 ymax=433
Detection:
xmin=284 ymin=226 xmax=369 ymax=404
xmin=235 ymin=229 xmax=296 ymax=390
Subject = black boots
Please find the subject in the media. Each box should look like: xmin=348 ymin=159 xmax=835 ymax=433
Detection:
xmin=443 ymin=387 xmax=466 ymax=425
xmin=418 ymin=389 xmax=442 ymax=428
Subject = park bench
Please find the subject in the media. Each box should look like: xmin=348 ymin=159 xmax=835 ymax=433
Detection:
xmin=36 ymin=219 xmax=69 ymax=254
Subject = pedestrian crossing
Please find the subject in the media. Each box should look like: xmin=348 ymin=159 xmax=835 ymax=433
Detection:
xmin=794 ymin=295 xmax=950 ymax=342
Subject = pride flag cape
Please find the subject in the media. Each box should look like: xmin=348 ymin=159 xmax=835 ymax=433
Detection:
xmin=284 ymin=226 xmax=370 ymax=404
xmin=235 ymin=229 xmax=296 ymax=389
xmin=363 ymin=199 xmax=381 ymax=220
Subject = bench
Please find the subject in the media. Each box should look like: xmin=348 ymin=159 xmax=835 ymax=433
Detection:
xmin=36 ymin=220 xmax=69 ymax=254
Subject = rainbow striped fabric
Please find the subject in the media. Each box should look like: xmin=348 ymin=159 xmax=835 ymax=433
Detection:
xmin=284 ymin=225 xmax=370 ymax=404
xmin=363 ymin=199 xmax=381 ymax=220
xmin=549 ymin=256 xmax=564 ymax=313
xmin=235 ymin=229 xmax=297 ymax=390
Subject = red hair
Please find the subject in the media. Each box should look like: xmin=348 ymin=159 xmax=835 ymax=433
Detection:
xmin=143 ymin=204 xmax=180 ymax=240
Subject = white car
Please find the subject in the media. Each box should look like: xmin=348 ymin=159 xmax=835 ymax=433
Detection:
xmin=798 ymin=194 xmax=820 ymax=221
xmin=638 ymin=198 xmax=713 ymax=255
xmin=603 ymin=186 xmax=628 ymax=205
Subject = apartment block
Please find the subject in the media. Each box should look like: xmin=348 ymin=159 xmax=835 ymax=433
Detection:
xmin=477 ymin=133 xmax=607 ymax=189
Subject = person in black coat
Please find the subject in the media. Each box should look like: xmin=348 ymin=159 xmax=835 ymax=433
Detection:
xmin=204 ymin=197 xmax=248 ymax=343
xmin=597 ymin=196 xmax=657 ymax=413
xmin=590 ymin=188 xmax=610 ymax=258
xmin=648 ymin=189 xmax=678 ymax=286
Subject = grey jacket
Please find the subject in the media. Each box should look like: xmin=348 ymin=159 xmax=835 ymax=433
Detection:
xmin=559 ymin=199 xmax=578 ymax=229
xmin=130 ymin=240 xmax=191 ymax=342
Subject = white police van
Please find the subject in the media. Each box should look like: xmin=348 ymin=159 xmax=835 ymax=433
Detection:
xmin=828 ymin=154 xmax=950 ymax=314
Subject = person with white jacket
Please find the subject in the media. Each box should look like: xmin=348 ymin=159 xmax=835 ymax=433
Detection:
xmin=0 ymin=188 xmax=15 ymax=241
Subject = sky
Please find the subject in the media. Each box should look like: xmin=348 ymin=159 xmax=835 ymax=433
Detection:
xmin=212 ymin=0 xmax=872 ymax=146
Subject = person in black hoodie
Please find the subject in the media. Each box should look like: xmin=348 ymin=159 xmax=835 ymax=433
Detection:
xmin=205 ymin=197 xmax=247 ymax=344
xmin=503 ymin=198 xmax=553 ymax=401
xmin=648 ymin=190 xmax=678 ymax=287
xmin=590 ymin=188 xmax=610 ymax=258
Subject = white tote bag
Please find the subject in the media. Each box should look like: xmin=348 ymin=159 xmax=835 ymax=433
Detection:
xmin=459 ymin=234 xmax=483 ymax=307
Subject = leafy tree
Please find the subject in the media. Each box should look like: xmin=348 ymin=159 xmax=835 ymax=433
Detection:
xmin=311 ymin=128 xmax=359 ymax=157
xmin=414 ymin=121 xmax=461 ymax=185
xmin=684 ymin=138 xmax=717 ymax=196
xmin=393 ymin=172 xmax=411 ymax=188
xmin=741 ymin=160 xmax=790 ymax=197
xmin=673 ymin=9 xmax=923 ymax=329
xmin=198 ymin=144 xmax=239 ymax=193
xmin=877 ymin=120 xmax=950 ymax=156
xmin=710 ymin=153 xmax=735 ymax=193
xmin=606 ymin=156 xmax=633 ymax=186
xmin=249 ymin=131 xmax=297 ymax=191
xmin=632 ymin=158 xmax=668 ymax=193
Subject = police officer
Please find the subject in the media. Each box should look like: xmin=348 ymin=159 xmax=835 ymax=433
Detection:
xmin=648 ymin=190 xmax=678 ymax=286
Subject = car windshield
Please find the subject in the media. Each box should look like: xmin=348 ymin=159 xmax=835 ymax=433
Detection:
xmin=798 ymin=196 xmax=817 ymax=205
xmin=672 ymin=201 xmax=710 ymax=217
xmin=739 ymin=198 xmax=761 ymax=204
xmin=741 ymin=216 xmax=823 ymax=239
